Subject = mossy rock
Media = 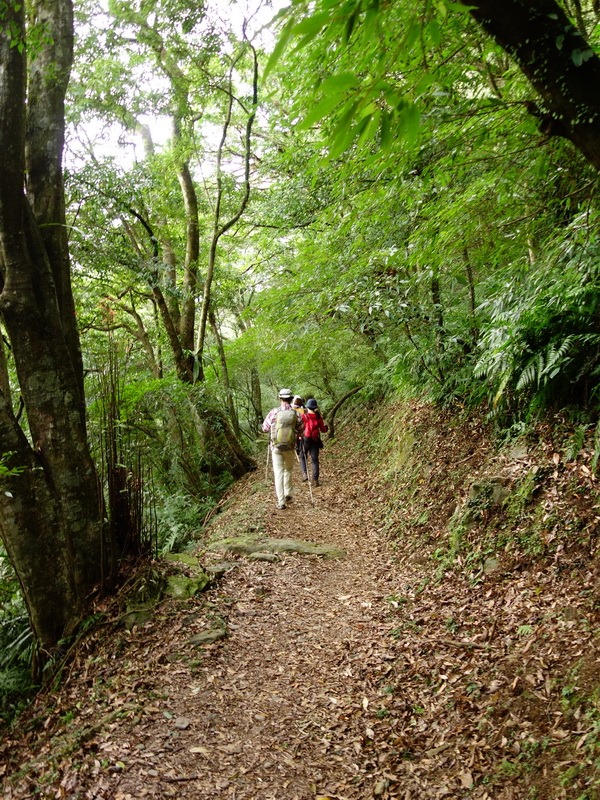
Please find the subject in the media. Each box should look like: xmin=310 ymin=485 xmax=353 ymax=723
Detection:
xmin=188 ymin=628 xmax=227 ymax=647
xmin=205 ymin=561 xmax=238 ymax=578
xmin=165 ymin=572 xmax=212 ymax=599
xmin=210 ymin=536 xmax=345 ymax=560
xmin=164 ymin=552 xmax=201 ymax=567
xmin=468 ymin=476 xmax=510 ymax=507
xmin=262 ymin=538 xmax=345 ymax=558
xmin=248 ymin=552 xmax=280 ymax=563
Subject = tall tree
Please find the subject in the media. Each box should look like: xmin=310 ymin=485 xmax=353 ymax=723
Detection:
xmin=195 ymin=30 xmax=259 ymax=381
xmin=0 ymin=0 xmax=107 ymax=665
xmin=72 ymin=1 xmax=261 ymax=385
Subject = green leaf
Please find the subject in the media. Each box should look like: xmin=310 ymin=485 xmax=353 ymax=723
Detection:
xmin=398 ymin=101 xmax=421 ymax=146
xmin=436 ymin=0 xmax=448 ymax=18
xmin=443 ymin=1 xmax=477 ymax=11
xmin=262 ymin=17 xmax=296 ymax=81
xmin=356 ymin=108 xmax=380 ymax=148
xmin=292 ymin=11 xmax=333 ymax=37
xmin=297 ymin=91 xmax=344 ymax=130
xmin=425 ymin=19 xmax=441 ymax=46
xmin=571 ymin=47 xmax=594 ymax=66
xmin=404 ymin=18 xmax=421 ymax=51
xmin=413 ymin=72 xmax=434 ymax=97
xmin=344 ymin=7 xmax=359 ymax=42
xmin=318 ymin=71 xmax=360 ymax=94
xmin=379 ymin=108 xmax=392 ymax=151
xmin=363 ymin=5 xmax=380 ymax=39
xmin=329 ymin=114 xmax=361 ymax=158
xmin=297 ymin=73 xmax=361 ymax=131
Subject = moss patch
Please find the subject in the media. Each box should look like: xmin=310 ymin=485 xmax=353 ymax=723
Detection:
xmin=209 ymin=536 xmax=345 ymax=560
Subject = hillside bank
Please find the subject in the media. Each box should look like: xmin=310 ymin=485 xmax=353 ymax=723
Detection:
xmin=1 ymin=398 xmax=599 ymax=799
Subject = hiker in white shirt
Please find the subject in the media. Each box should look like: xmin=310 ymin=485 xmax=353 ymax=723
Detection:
xmin=262 ymin=389 xmax=304 ymax=509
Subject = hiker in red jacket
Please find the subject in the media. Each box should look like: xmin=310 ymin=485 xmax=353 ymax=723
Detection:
xmin=302 ymin=398 xmax=328 ymax=487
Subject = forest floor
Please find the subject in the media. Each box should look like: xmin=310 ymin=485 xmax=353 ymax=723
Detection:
xmin=2 ymin=407 xmax=600 ymax=800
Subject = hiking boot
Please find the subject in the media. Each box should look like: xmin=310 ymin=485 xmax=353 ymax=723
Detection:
xmin=285 ymin=495 xmax=293 ymax=503
xmin=276 ymin=501 xmax=286 ymax=510
xmin=313 ymin=479 xmax=319 ymax=487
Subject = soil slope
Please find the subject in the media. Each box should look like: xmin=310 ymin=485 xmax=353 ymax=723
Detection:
xmin=2 ymin=406 xmax=599 ymax=800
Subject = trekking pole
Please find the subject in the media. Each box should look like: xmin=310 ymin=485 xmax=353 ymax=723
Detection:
xmin=265 ymin=442 xmax=271 ymax=481
xmin=306 ymin=470 xmax=314 ymax=505
xmin=295 ymin=447 xmax=314 ymax=505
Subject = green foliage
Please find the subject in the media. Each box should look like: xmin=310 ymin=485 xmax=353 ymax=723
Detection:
xmin=66 ymin=0 xmax=600 ymax=443
xmin=0 ymin=452 xmax=25 ymax=479
xmin=154 ymin=491 xmax=211 ymax=554
xmin=254 ymin=0 xmax=600 ymax=421
xmin=265 ymin=0 xmax=443 ymax=159
xmin=228 ymin=314 xmax=377 ymax=409
xmin=0 ymin=554 xmax=36 ymax=721
xmin=555 ymin=666 xmax=600 ymax=796
xmin=86 ymin=357 xmax=236 ymax=554
xmin=475 ymin=214 xmax=600 ymax=415
xmin=591 ymin=421 xmax=600 ymax=471
xmin=565 ymin=424 xmax=589 ymax=462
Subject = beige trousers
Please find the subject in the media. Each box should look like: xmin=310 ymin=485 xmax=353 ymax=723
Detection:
xmin=271 ymin=447 xmax=295 ymax=505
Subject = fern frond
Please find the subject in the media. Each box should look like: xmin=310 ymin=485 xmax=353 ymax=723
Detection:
xmin=516 ymin=361 xmax=538 ymax=391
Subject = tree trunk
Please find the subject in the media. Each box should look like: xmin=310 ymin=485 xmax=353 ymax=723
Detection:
xmin=462 ymin=0 xmax=600 ymax=171
xmin=0 ymin=0 xmax=106 ymax=662
xmin=26 ymin=0 xmax=86 ymax=420
xmin=249 ymin=366 xmax=263 ymax=434
xmin=0 ymin=392 xmax=90 ymax=651
xmin=463 ymin=247 xmax=479 ymax=347
xmin=121 ymin=208 xmax=194 ymax=383
xmin=192 ymin=401 xmax=255 ymax=477
xmin=209 ymin=307 xmax=240 ymax=437
xmin=195 ymin=40 xmax=258 ymax=376
xmin=327 ymin=386 xmax=363 ymax=439
xmin=0 ymin=202 xmax=106 ymax=659
xmin=0 ymin=333 xmax=10 ymax=401
xmin=136 ymin=122 xmax=181 ymax=334
xmin=431 ymin=272 xmax=445 ymax=344
xmin=177 ymin=159 xmax=200 ymax=354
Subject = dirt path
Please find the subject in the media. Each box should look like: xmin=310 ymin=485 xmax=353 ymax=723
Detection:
xmin=2 ymin=441 xmax=407 ymax=800
xmin=3 ymin=426 xmax=600 ymax=800
xmin=142 ymin=451 xmax=401 ymax=800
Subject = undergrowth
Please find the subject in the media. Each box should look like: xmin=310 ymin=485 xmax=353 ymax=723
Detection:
xmin=0 ymin=556 xmax=36 ymax=723
xmin=369 ymin=400 xmax=600 ymax=577
xmin=356 ymin=394 xmax=600 ymax=799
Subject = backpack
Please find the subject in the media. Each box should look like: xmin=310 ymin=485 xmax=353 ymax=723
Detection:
xmin=303 ymin=411 xmax=323 ymax=441
xmin=271 ymin=408 xmax=298 ymax=451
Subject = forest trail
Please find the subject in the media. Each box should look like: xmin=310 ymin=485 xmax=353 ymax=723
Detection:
xmin=3 ymin=437 xmax=411 ymax=800
xmin=3 ymin=424 xmax=600 ymax=800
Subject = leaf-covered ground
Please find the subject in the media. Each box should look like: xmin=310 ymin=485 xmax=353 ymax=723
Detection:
xmin=2 ymin=404 xmax=599 ymax=799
